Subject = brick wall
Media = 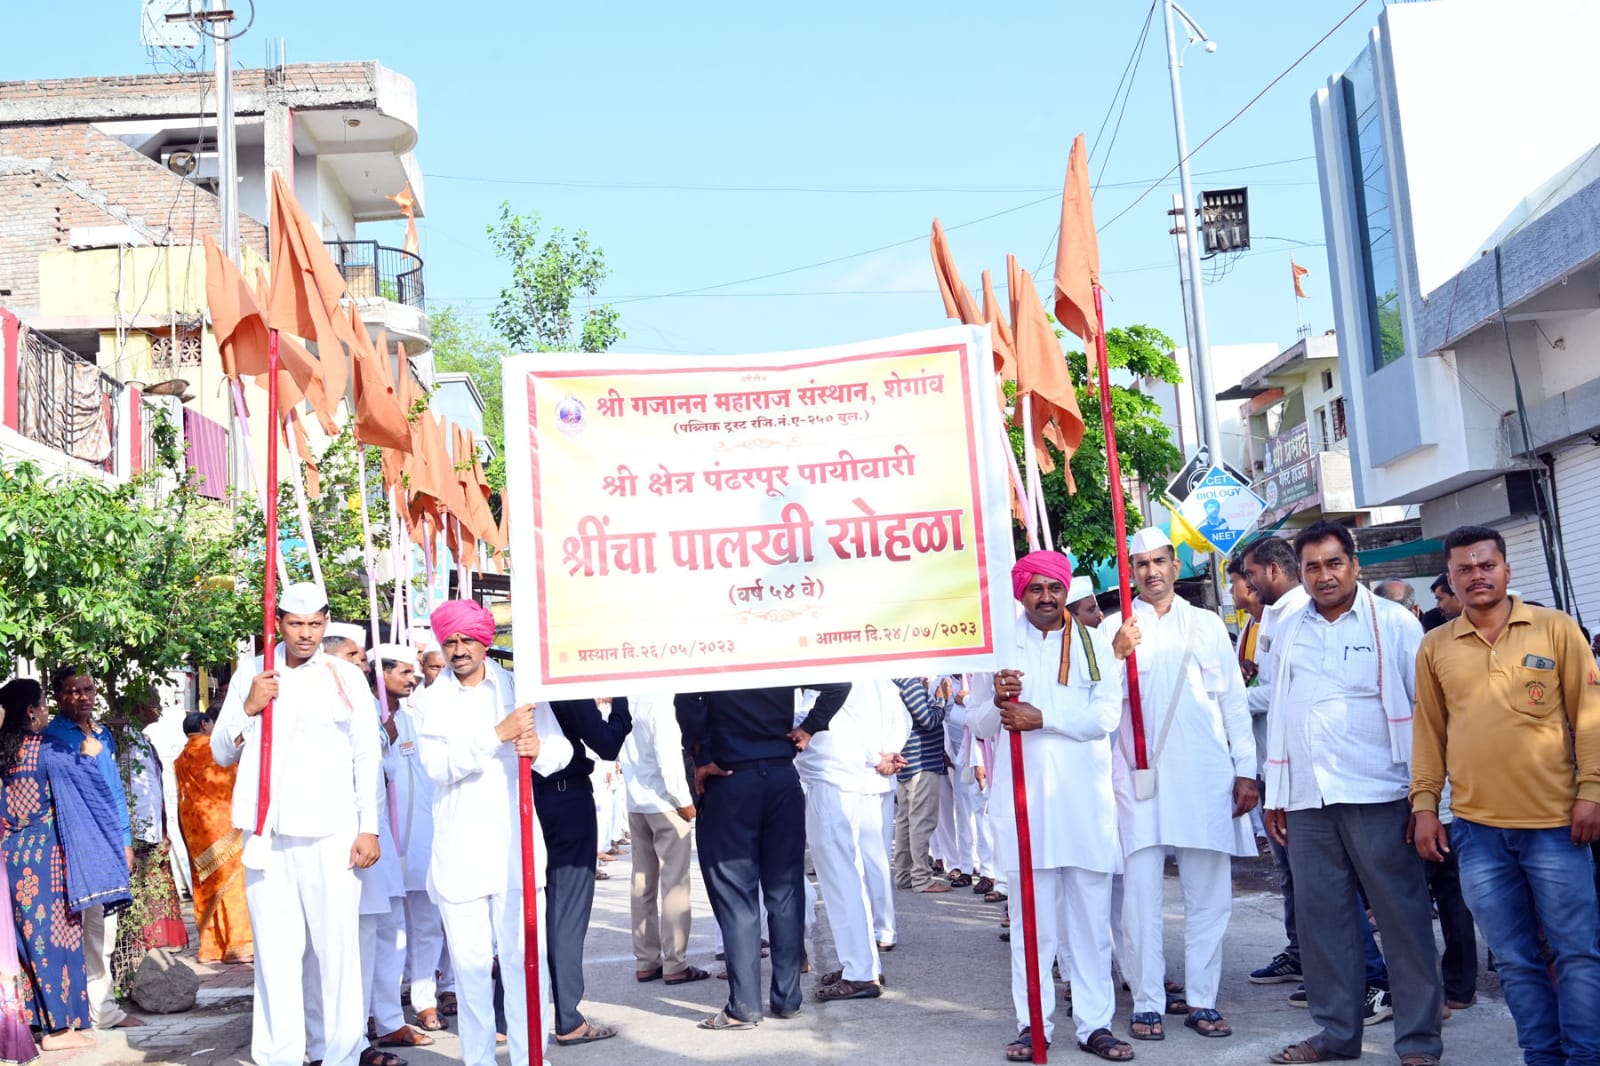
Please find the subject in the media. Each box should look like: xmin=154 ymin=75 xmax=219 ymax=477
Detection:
xmin=0 ymin=123 xmax=266 ymax=314
xmin=0 ymin=62 xmax=376 ymax=107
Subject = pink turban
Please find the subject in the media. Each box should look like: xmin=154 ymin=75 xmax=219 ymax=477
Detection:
xmin=1011 ymin=551 xmax=1075 ymax=601
xmin=431 ymin=599 xmax=496 ymax=647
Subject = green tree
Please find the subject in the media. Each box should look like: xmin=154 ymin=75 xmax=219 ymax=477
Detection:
xmin=1012 ymin=323 xmax=1184 ymax=572
xmin=0 ymin=413 xmax=254 ymax=711
xmin=486 ymin=202 xmax=624 ymax=354
xmin=232 ymin=429 xmax=397 ymax=626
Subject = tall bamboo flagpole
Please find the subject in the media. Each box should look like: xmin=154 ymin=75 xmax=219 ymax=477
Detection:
xmin=1092 ymin=288 xmax=1147 ymax=769
xmin=255 ymin=331 xmax=281 ymax=836
xmin=1013 ymin=393 xmax=1048 ymax=1064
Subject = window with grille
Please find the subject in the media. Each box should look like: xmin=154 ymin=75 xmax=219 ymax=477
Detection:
xmin=1332 ymin=397 xmax=1348 ymax=442
xmin=152 ymin=326 xmax=203 ymax=369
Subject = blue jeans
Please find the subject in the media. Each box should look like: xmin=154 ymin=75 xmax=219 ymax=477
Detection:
xmin=1454 ymin=819 xmax=1600 ymax=1066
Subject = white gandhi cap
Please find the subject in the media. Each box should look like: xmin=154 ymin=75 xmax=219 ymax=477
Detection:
xmin=278 ymin=582 xmax=328 ymax=615
xmin=325 ymin=622 xmax=366 ymax=646
xmin=1067 ymin=575 xmax=1095 ymax=604
xmin=368 ymin=642 xmax=417 ymax=665
xmin=1129 ymin=526 xmax=1173 ymax=556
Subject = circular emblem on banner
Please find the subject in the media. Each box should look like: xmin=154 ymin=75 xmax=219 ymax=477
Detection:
xmin=556 ymin=394 xmax=586 ymax=435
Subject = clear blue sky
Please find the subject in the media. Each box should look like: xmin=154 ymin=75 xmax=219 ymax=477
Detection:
xmin=7 ymin=1 xmax=1384 ymax=369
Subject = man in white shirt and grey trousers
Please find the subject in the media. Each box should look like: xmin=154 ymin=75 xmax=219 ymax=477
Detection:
xmin=619 ymin=693 xmax=711 ymax=985
xmin=212 ymin=582 xmax=382 ymax=1066
xmin=414 ymin=599 xmax=574 ymax=1066
xmin=1261 ymin=522 xmax=1442 ymax=1066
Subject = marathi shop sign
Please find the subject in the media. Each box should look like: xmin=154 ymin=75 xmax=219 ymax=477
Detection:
xmin=502 ymin=326 xmax=1015 ymax=698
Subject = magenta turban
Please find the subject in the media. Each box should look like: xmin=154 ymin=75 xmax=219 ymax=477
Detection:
xmin=431 ymin=599 xmax=496 ymax=647
xmin=1011 ymin=551 xmax=1075 ymax=601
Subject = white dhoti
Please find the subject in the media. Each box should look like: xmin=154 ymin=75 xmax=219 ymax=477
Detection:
xmin=806 ymin=782 xmax=889 ymax=981
xmin=359 ymin=897 xmax=409 ymax=1034
xmin=1121 ymin=845 xmax=1231 ymax=1015
xmin=949 ymin=772 xmax=985 ymax=875
xmin=1007 ymin=867 xmax=1114 ymax=1045
xmin=929 ymin=772 xmax=958 ymax=871
xmin=403 ymin=889 xmax=451 ymax=1010
xmin=245 ymin=832 xmax=364 ymax=1066
xmin=438 ymin=889 xmax=548 ymax=1066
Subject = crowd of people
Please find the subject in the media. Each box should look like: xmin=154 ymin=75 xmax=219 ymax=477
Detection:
xmin=0 ymin=518 xmax=1595 ymax=1066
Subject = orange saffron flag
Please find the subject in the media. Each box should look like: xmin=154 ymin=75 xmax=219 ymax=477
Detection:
xmin=1292 ymin=258 xmax=1310 ymax=299
xmin=981 ymin=268 xmax=1016 ymax=383
xmin=930 ymin=219 xmax=983 ymax=326
xmin=351 ymin=313 xmax=412 ymax=454
xmin=203 ymin=236 xmax=270 ymax=382
xmin=386 ymin=184 xmax=420 ymax=257
xmin=1052 ymin=133 xmax=1101 ymax=349
xmin=266 ymin=170 xmax=354 ymax=425
xmin=1010 ymin=254 xmax=1085 ymax=492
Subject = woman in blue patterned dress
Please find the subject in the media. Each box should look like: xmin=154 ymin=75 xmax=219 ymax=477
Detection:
xmin=0 ymin=679 xmax=91 ymax=1053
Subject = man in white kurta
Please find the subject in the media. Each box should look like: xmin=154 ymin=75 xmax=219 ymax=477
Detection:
xmin=212 ymin=583 xmax=381 ymax=1066
xmin=971 ymin=552 xmax=1128 ymax=1062
xmin=799 ymin=677 xmax=911 ymax=999
xmin=1107 ymin=528 xmax=1257 ymax=1041
xmin=389 ymin=665 xmax=453 ymax=1032
xmin=414 ymin=600 xmax=573 ymax=1066
xmin=361 ymin=645 xmax=432 ymax=1050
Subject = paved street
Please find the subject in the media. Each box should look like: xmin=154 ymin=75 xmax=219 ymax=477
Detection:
xmin=50 ymin=851 xmax=1520 ymax=1065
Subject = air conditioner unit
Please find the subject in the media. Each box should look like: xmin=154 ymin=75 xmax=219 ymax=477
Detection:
xmin=161 ymin=147 xmax=219 ymax=181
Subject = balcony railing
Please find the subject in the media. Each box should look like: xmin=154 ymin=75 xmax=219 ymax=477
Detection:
xmin=324 ymin=240 xmax=426 ymax=310
xmin=16 ymin=326 xmax=120 ymax=472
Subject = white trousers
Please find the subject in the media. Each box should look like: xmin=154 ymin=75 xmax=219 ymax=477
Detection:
xmin=360 ymin=897 xmax=409 ymax=1034
xmin=1121 ymin=845 xmax=1231 ymax=1015
xmin=438 ymin=890 xmax=549 ymax=1066
xmin=81 ymin=904 xmax=125 ymax=1028
xmin=930 ymin=772 xmax=958 ymax=868
xmin=244 ymin=832 xmax=363 ymax=1066
xmin=1006 ymin=867 xmax=1114 ymax=1045
xmin=861 ymin=792 xmax=895 ymax=944
xmin=950 ymin=773 xmax=988 ymax=875
xmin=404 ymin=889 xmax=452 ymax=1010
xmin=806 ymin=783 xmax=893 ymax=981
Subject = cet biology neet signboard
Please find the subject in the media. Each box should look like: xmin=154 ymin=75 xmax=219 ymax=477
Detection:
xmin=502 ymin=326 xmax=1016 ymax=698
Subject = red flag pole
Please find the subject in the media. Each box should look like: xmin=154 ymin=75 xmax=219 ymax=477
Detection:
xmin=1092 ymin=286 xmax=1148 ymax=767
xmin=255 ymin=329 xmax=281 ymax=835
xmin=1009 ymin=729 xmax=1048 ymax=1062
xmin=518 ymin=754 xmax=543 ymax=1066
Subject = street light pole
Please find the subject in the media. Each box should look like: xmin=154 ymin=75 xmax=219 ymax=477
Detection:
xmin=213 ymin=0 xmax=240 ymax=264
xmin=1163 ymin=0 xmax=1221 ymax=467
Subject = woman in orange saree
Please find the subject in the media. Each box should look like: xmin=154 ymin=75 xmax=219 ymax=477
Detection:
xmin=172 ymin=715 xmax=251 ymax=964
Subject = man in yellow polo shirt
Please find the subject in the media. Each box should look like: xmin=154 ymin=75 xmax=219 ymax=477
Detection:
xmin=1412 ymin=524 xmax=1600 ymax=1066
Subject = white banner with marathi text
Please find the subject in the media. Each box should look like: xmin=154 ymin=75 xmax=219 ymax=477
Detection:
xmin=502 ymin=326 xmax=1014 ymax=698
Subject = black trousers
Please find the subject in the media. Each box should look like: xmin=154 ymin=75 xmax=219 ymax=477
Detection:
xmin=698 ymin=758 xmax=806 ymax=1022
xmin=536 ymin=781 xmax=599 ymax=1035
xmin=1427 ymin=847 xmax=1479 ymax=1003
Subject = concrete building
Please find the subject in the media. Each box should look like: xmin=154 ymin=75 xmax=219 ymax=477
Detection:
xmin=0 ymin=61 xmax=431 ymax=493
xmin=1312 ymin=0 xmax=1600 ymax=621
xmin=1219 ymin=331 xmax=1408 ymax=533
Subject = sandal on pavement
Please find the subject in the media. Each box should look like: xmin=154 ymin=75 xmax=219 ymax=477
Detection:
xmin=1129 ymin=1011 xmax=1164 ymax=1041
xmin=816 ymin=978 xmax=882 ymax=1001
xmin=376 ymin=1026 xmax=434 ymax=1047
xmin=1399 ymin=1057 xmax=1442 ymax=1066
xmin=664 ymin=966 xmax=711 ymax=985
xmin=1005 ymin=1027 xmax=1047 ymax=1062
xmin=359 ymin=1051 xmax=406 ymax=1066
xmin=636 ymin=967 xmax=663 ymax=982
xmin=985 ymin=890 xmax=1008 ymax=903
xmin=950 ymin=871 xmax=974 ymax=888
xmin=877 ymin=941 xmax=895 ymax=952
xmin=974 ymin=876 xmax=995 ymax=895
xmin=436 ymin=992 xmax=457 ymax=1016
xmin=414 ymin=1009 xmax=446 ymax=1033
xmin=1164 ymin=985 xmax=1188 ymax=1015
xmin=1184 ymin=1008 xmax=1231 ymax=1038
xmin=821 ymin=969 xmax=886 ymax=987
xmin=1269 ymin=1040 xmax=1359 ymax=1064
xmin=554 ymin=1021 xmax=618 ymax=1046
xmin=698 ymin=1009 xmax=757 ymax=1031
xmin=1077 ymin=1027 xmax=1133 ymax=1061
